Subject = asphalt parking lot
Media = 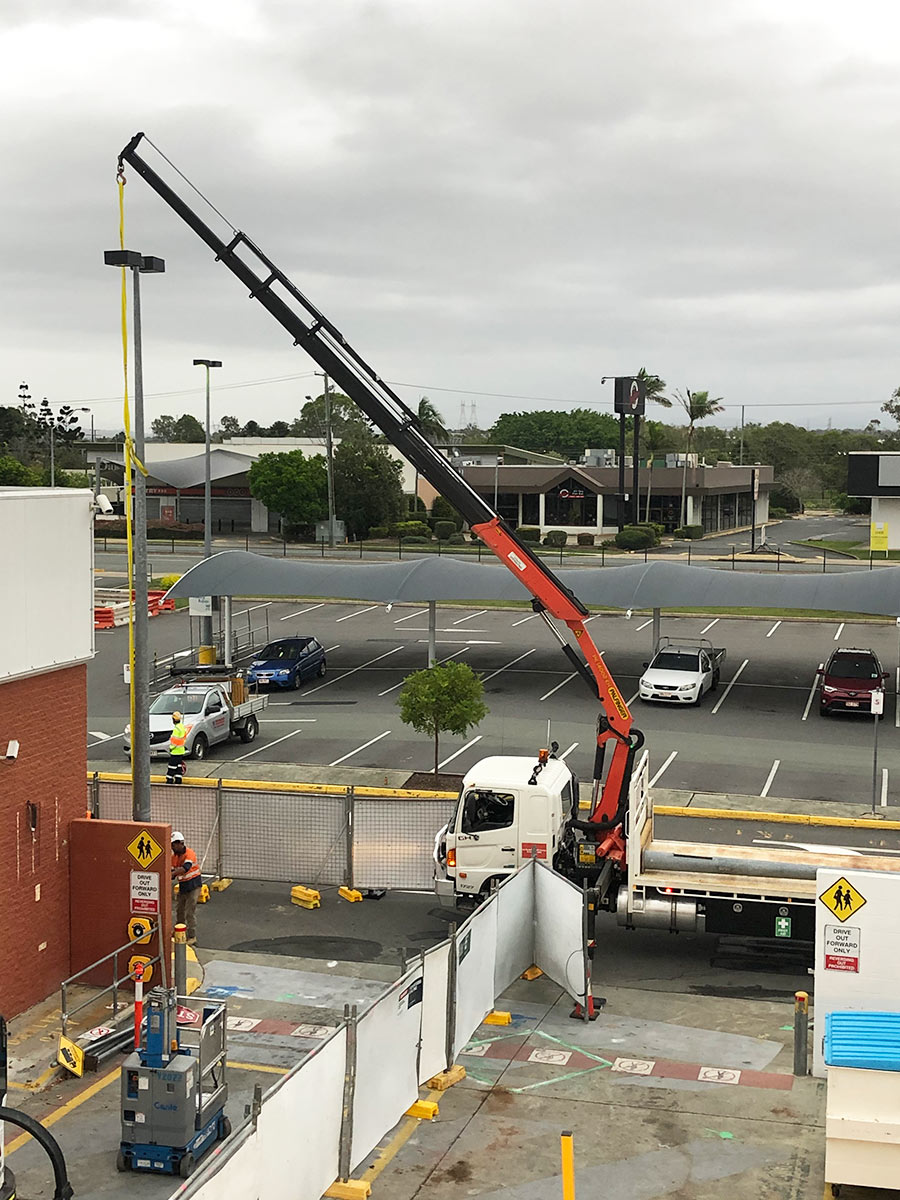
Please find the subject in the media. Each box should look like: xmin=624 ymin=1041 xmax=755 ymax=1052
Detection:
xmin=88 ymin=594 xmax=900 ymax=808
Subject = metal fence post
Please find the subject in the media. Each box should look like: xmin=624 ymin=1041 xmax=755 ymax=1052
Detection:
xmin=822 ymin=548 xmax=827 ymax=574
xmin=601 ymin=545 xmax=605 ymax=567
xmin=345 ymin=787 xmax=355 ymax=889
xmin=337 ymin=1004 xmax=359 ymax=1182
xmin=91 ymin=772 xmax=100 ymax=818
xmin=445 ymin=923 xmax=458 ymax=1070
xmin=731 ymin=545 xmax=735 ymax=570
xmin=793 ymin=991 xmax=809 ymax=1075
xmin=216 ymin=777 xmax=225 ymax=881
xmin=687 ymin=541 xmax=692 ymax=566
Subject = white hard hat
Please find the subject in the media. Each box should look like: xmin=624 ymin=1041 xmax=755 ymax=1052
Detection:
xmin=171 ymin=831 xmax=185 ymax=843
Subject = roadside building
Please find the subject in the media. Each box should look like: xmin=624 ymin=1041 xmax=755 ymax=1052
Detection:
xmin=847 ymin=451 xmax=900 ymax=549
xmin=0 ymin=488 xmax=94 ymax=1016
xmin=459 ymin=460 xmax=772 ymax=537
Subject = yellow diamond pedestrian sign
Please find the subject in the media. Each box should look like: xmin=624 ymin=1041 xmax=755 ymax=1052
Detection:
xmin=126 ymin=830 xmax=163 ymax=869
xmin=819 ymin=877 xmax=866 ymax=923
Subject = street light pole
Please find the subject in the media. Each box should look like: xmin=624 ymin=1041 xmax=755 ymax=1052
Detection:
xmin=193 ymin=358 xmax=222 ymax=649
xmin=104 ymin=249 xmax=165 ymax=824
xmin=313 ymin=373 xmax=337 ymax=546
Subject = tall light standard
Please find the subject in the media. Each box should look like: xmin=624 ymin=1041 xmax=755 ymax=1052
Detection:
xmin=78 ymin=407 xmax=95 ymax=440
xmin=308 ymin=373 xmax=336 ymax=546
xmin=104 ymin=249 xmax=165 ymax=823
xmin=193 ymin=358 xmax=222 ymax=650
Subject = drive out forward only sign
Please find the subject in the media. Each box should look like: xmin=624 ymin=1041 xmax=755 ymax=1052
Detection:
xmin=824 ymin=923 xmax=860 ymax=973
xmin=130 ymin=870 xmax=160 ymax=915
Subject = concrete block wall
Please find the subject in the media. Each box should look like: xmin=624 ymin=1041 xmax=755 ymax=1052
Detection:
xmin=0 ymin=664 xmax=87 ymax=1016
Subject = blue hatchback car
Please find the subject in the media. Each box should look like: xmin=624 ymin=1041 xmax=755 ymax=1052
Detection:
xmin=246 ymin=637 xmax=327 ymax=690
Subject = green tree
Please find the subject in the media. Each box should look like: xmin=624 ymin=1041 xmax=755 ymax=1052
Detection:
xmin=0 ymin=455 xmax=40 ymax=485
xmin=266 ymin=420 xmax=291 ymax=438
xmin=636 ymin=367 xmax=670 ymax=408
xmin=881 ymin=385 xmax=900 ymax=425
xmin=248 ymin=449 xmax=327 ymax=534
xmin=334 ymin=441 xmax=403 ymax=538
xmin=293 ymin=393 xmax=372 ymax=442
xmin=397 ymin=661 xmax=488 ymax=773
xmin=672 ymin=389 xmax=725 ymax=526
xmin=219 ymin=415 xmax=242 ymax=437
xmin=490 ymin=409 xmax=619 ymax=457
xmin=415 ymin=396 xmax=447 ymax=441
xmin=150 ymin=413 xmax=205 ymax=442
xmin=0 ymin=406 xmax=27 ymax=452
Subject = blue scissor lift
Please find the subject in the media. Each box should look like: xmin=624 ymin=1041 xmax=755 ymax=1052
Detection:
xmin=117 ymin=987 xmax=230 ymax=1178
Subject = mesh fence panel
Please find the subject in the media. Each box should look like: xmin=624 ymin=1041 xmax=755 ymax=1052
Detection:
xmin=222 ymin=790 xmax=348 ymax=884
xmin=353 ymin=798 xmax=455 ymax=891
xmin=97 ymin=781 xmax=220 ymax=872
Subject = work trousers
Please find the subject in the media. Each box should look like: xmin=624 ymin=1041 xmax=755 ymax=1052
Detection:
xmin=166 ymin=753 xmax=185 ymax=784
xmin=176 ymin=885 xmax=200 ymax=942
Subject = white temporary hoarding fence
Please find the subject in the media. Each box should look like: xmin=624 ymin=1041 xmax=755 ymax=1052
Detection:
xmin=813 ymin=866 xmax=900 ymax=1076
xmin=170 ymin=858 xmax=590 ymax=1200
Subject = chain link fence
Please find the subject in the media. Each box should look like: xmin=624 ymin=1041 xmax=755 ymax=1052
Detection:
xmin=89 ymin=775 xmax=455 ymax=890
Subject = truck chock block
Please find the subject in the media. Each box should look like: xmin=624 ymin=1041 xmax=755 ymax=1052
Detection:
xmin=484 ymin=1011 xmax=512 ymax=1026
xmin=426 ymin=1064 xmax=466 ymax=1090
xmin=405 ymin=1099 xmax=439 ymax=1120
xmin=211 ymin=878 xmax=233 ymax=892
xmin=522 ymin=966 xmax=543 ymax=981
xmin=324 ymin=1181 xmax=371 ymax=1200
xmin=291 ymin=884 xmax=321 ymax=909
xmin=198 ymin=884 xmax=211 ymax=903
xmin=338 ymin=886 xmax=363 ymax=903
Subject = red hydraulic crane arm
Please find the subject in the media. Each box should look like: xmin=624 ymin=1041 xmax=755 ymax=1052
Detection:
xmin=117 ymin=132 xmax=643 ymax=829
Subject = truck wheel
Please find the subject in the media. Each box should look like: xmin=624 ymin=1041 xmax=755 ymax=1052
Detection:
xmin=116 ymin=1150 xmax=129 ymax=1172
xmin=240 ymin=716 xmax=258 ymax=744
xmin=819 ymin=706 xmax=829 ymax=717
xmin=219 ymin=1115 xmax=232 ymax=1140
xmin=317 ymin=660 xmax=327 ymax=678
xmin=191 ymin=734 xmax=208 ymax=761
xmin=179 ymin=1153 xmax=194 ymax=1179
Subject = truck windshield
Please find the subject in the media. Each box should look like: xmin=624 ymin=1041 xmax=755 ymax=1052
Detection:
xmin=461 ymin=789 xmax=515 ymax=833
xmin=653 ymin=651 xmax=699 ymax=671
xmin=150 ymin=694 xmax=205 ymax=715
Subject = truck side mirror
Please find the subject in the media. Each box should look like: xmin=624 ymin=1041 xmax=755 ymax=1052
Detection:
xmin=816 ymin=665 xmax=824 ymax=674
xmin=642 ymin=662 xmax=649 ymax=670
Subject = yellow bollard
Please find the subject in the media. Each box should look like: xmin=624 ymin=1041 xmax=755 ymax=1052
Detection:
xmin=560 ymin=1130 xmax=575 ymax=1200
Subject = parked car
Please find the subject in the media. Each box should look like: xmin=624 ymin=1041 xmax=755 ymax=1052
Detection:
xmin=124 ymin=680 xmax=268 ymax=759
xmin=639 ymin=637 xmax=725 ymax=705
xmin=246 ymin=637 xmax=327 ymax=690
xmin=818 ymin=647 xmax=888 ymax=717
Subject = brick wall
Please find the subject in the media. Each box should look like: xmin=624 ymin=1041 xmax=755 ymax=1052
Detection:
xmin=0 ymin=664 xmax=87 ymax=1017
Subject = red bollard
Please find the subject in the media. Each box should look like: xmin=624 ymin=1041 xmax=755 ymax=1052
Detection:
xmin=133 ymin=961 xmax=145 ymax=1049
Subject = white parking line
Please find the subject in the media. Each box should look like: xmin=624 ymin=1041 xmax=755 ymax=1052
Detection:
xmin=403 ymin=627 xmax=488 ymax=634
xmin=330 ymin=730 xmax=392 ymax=766
xmin=453 ymin=609 xmax=487 ymax=625
xmin=882 ymin=768 xmax=890 ymax=808
xmin=438 ymin=735 xmax=483 ymax=769
xmin=260 ymin=718 xmax=318 ymax=723
xmin=512 ymin=613 xmax=539 ymax=627
xmin=700 ymin=618 xmax=719 ymax=635
xmin=711 ymin=659 xmax=749 ymax=714
xmin=88 ymin=731 xmax=113 ymax=741
xmin=627 ymin=691 xmax=639 ymax=706
xmin=635 ymin=619 xmax=652 ymax=632
xmin=236 ymin=728 xmax=301 ymax=761
xmin=649 ymin=751 xmax=678 ymax=788
xmin=279 ymin=603 xmax=324 ymax=621
xmin=558 ymin=742 xmax=579 ymax=761
xmin=482 ymin=649 xmax=536 ymax=683
xmin=539 ymin=673 xmax=577 ymax=702
xmin=325 ymin=644 xmax=340 ymax=653
xmin=303 ymin=646 xmax=405 ymax=694
xmin=336 ymin=605 xmax=379 ymax=623
xmin=834 ymin=622 xmax=845 ymax=641
xmin=801 ymin=672 xmax=819 ymax=721
xmin=378 ymin=648 xmax=469 ymax=696
xmin=394 ymin=609 xmax=428 ymax=624
xmin=234 ymin=602 xmax=271 ymax=618
xmin=766 ymin=621 xmax=781 ymax=638
xmin=760 ymin=759 xmax=780 ymax=798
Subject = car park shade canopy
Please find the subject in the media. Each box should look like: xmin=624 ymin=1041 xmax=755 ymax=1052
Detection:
xmin=163 ymin=551 xmax=900 ymax=617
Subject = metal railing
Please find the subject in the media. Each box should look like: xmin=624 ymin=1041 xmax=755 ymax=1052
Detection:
xmin=60 ymin=925 xmax=163 ymax=1037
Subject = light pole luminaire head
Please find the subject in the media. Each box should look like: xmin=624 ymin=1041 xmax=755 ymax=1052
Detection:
xmin=193 ymin=359 xmax=223 ymax=369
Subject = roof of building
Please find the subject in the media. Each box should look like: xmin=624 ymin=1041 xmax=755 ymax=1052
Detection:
xmin=165 ymin=551 xmax=900 ymax=617
xmin=104 ymin=448 xmax=256 ymax=489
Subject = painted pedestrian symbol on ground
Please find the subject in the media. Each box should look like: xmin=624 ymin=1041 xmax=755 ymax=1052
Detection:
xmin=819 ymin=876 xmax=867 ymax=923
xmin=126 ymin=829 xmax=163 ymax=868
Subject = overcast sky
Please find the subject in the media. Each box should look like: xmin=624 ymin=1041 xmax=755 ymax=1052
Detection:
xmin=4 ymin=0 xmax=900 ymax=437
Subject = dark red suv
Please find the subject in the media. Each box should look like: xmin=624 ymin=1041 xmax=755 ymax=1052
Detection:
xmin=818 ymin=647 xmax=888 ymax=717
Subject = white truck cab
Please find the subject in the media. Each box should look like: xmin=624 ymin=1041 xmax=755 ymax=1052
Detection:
xmin=434 ymin=754 xmax=576 ymax=904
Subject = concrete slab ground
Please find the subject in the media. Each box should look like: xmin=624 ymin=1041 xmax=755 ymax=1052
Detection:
xmin=3 ymin=947 xmax=848 ymax=1200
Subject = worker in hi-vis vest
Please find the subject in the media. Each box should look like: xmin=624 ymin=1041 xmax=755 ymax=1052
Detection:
xmin=171 ymin=832 xmax=202 ymax=944
xmin=167 ymin=711 xmax=187 ymax=785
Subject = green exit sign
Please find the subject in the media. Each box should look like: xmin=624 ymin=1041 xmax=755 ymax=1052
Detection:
xmin=775 ymin=916 xmax=792 ymax=939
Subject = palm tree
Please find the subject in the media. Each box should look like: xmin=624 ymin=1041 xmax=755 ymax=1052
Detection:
xmin=636 ymin=367 xmax=671 ymax=409
xmin=673 ymin=389 xmax=725 ymax=527
xmin=640 ymin=420 xmax=675 ymax=522
xmin=412 ymin=396 xmax=447 ymax=512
